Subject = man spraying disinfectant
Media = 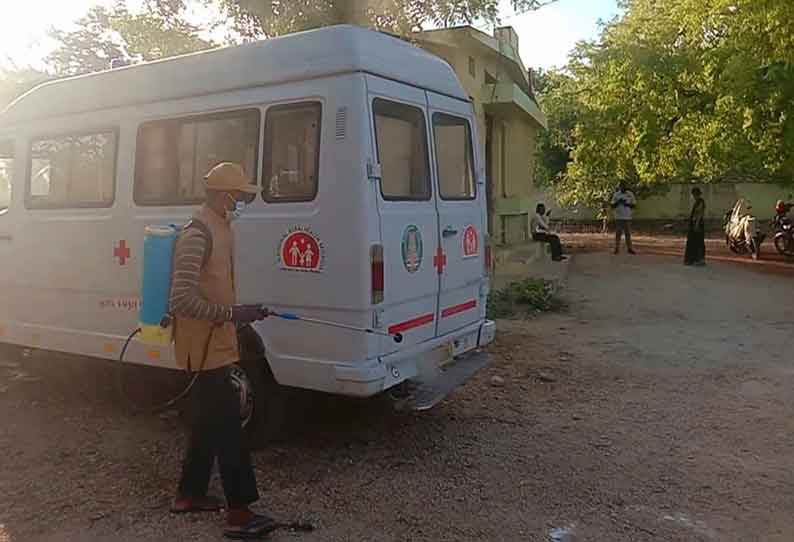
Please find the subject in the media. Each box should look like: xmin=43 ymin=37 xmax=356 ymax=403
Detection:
xmin=167 ymin=162 xmax=273 ymax=540
xmin=130 ymin=161 xmax=391 ymax=538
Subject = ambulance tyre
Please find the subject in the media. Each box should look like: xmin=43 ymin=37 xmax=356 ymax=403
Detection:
xmin=237 ymin=326 xmax=288 ymax=449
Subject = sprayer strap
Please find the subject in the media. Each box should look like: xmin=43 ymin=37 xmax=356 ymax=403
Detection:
xmin=184 ymin=219 xmax=213 ymax=269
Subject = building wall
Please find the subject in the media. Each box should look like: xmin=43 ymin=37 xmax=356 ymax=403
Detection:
xmin=540 ymin=182 xmax=794 ymax=223
xmin=419 ymin=38 xmax=543 ymax=244
xmin=420 ymin=44 xmax=487 ymax=147
xmin=636 ymin=183 xmax=791 ymax=221
xmin=501 ymin=117 xmax=537 ymax=198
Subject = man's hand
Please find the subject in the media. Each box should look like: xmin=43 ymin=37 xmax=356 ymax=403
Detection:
xmin=231 ymin=305 xmax=270 ymax=323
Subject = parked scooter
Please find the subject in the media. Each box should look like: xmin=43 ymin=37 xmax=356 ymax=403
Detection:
xmin=772 ymin=200 xmax=794 ymax=257
xmin=724 ymin=199 xmax=765 ymax=260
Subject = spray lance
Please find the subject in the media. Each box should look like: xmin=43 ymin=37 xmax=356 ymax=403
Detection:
xmin=267 ymin=310 xmax=403 ymax=343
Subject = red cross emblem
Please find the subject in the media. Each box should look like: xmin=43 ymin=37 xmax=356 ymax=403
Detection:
xmin=114 ymin=240 xmax=131 ymax=266
xmin=433 ymin=246 xmax=447 ymax=275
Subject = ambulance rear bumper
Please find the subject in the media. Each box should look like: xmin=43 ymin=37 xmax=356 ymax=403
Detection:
xmin=333 ymin=319 xmax=495 ymax=398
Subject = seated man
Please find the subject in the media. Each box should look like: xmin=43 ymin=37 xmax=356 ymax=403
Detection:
xmin=530 ymin=203 xmax=566 ymax=262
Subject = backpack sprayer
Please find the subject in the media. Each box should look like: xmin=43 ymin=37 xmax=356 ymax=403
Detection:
xmin=118 ymin=224 xmax=402 ymax=413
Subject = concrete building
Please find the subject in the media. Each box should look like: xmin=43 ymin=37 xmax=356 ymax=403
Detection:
xmin=414 ymin=26 xmax=547 ymax=246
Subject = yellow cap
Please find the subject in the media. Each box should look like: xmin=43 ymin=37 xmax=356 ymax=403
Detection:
xmin=203 ymin=162 xmax=258 ymax=194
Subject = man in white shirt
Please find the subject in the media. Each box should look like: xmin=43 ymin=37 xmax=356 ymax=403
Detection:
xmin=530 ymin=203 xmax=565 ymax=261
xmin=611 ymin=183 xmax=637 ymax=255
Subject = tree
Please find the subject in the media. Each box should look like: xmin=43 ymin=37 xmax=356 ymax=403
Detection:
xmin=0 ymin=68 xmax=49 ymax=109
xmin=536 ymin=0 xmax=794 ymax=210
xmin=216 ymin=0 xmax=557 ymax=38
xmin=533 ymin=69 xmax=577 ymax=189
xmin=46 ymin=0 xmax=214 ymax=76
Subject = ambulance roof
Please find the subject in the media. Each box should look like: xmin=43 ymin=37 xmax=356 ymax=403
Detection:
xmin=1 ymin=25 xmax=468 ymax=125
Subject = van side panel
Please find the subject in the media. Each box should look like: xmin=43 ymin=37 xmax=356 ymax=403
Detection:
xmin=235 ymin=74 xmax=377 ymax=390
xmin=1 ymin=117 xmax=138 ymax=361
xmin=1 ymin=75 xmax=380 ymax=380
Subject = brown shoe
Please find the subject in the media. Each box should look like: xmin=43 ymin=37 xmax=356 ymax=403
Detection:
xmin=170 ymin=494 xmax=224 ymax=514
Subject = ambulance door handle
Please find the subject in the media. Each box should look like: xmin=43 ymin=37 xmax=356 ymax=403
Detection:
xmin=0 ymin=234 xmax=12 ymax=241
xmin=442 ymin=227 xmax=458 ymax=237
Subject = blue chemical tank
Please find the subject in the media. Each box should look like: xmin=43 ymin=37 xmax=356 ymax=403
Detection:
xmin=139 ymin=225 xmax=178 ymax=346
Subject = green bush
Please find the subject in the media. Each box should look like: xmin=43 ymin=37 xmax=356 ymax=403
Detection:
xmin=486 ymin=278 xmax=560 ymax=319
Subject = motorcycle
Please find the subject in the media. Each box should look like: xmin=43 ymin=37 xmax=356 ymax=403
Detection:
xmin=772 ymin=200 xmax=794 ymax=257
xmin=724 ymin=199 xmax=765 ymax=260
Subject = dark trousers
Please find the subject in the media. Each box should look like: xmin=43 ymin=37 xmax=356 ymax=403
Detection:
xmin=684 ymin=225 xmax=706 ymax=264
xmin=178 ymin=365 xmax=259 ymax=509
xmin=615 ymin=220 xmax=633 ymax=251
xmin=533 ymin=233 xmax=563 ymax=260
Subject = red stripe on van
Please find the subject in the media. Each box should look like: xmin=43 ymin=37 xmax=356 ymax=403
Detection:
xmin=441 ymin=300 xmax=477 ymax=318
xmin=388 ymin=313 xmax=435 ymax=335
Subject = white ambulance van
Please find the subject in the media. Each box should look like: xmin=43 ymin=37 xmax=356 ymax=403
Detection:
xmin=0 ymin=25 xmax=495 ymax=442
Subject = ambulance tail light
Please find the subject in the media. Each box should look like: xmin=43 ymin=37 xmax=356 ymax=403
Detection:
xmin=371 ymin=244 xmax=384 ymax=305
xmin=484 ymin=234 xmax=492 ymax=276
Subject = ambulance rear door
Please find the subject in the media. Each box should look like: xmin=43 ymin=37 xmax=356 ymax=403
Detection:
xmin=426 ymin=92 xmax=486 ymax=337
xmin=367 ymin=76 xmax=441 ymax=351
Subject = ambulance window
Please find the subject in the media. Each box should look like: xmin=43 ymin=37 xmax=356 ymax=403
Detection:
xmin=263 ymin=102 xmax=321 ymax=203
xmin=0 ymin=140 xmax=13 ymax=213
xmin=373 ymin=99 xmax=431 ymax=201
xmin=135 ymin=109 xmax=260 ymax=206
xmin=27 ymin=131 xmax=116 ymax=209
xmin=433 ymin=114 xmax=476 ymax=200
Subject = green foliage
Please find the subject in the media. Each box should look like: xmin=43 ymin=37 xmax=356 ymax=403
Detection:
xmin=216 ymin=0 xmax=557 ymax=37
xmin=512 ymin=278 xmax=553 ymax=308
xmin=536 ymin=0 xmax=794 ymax=210
xmin=0 ymin=68 xmax=49 ymax=109
xmin=46 ymin=1 xmax=213 ymax=76
xmin=487 ymin=278 xmax=560 ymax=319
xmin=39 ymin=0 xmax=559 ymax=78
xmin=486 ymin=287 xmax=515 ymax=319
xmin=533 ymin=69 xmax=577 ymax=186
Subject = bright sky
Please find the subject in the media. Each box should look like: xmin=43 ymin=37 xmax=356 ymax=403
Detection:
xmin=496 ymin=0 xmax=621 ymax=70
xmin=0 ymin=0 xmax=620 ymax=71
xmin=0 ymin=0 xmax=135 ymax=68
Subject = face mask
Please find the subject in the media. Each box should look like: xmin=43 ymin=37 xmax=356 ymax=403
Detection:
xmin=225 ymin=194 xmax=247 ymax=221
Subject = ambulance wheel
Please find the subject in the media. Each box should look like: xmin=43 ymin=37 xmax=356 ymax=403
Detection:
xmin=237 ymin=328 xmax=288 ymax=449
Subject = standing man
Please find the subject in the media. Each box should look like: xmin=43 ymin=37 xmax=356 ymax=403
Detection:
xmin=611 ymin=182 xmax=637 ymax=255
xmin=684 ymin=187 xmax=706 ymax=266
xmin=168 ymin=162 xmax=274 ymax=540
xmin=530 ymin=203 xmax=566 ymax=262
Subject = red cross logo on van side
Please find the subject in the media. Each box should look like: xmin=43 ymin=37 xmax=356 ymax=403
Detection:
xmin=433 ymin=246 xmax=447 ymax=275
xmin=114 ymin=240 xmax=131 ymax=266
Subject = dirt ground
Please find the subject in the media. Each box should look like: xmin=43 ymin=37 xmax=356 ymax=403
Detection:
xmin=2 ymin=236 xmax=794 ymax=542
xmin=562 ymin=233 xmax=794 ymax=277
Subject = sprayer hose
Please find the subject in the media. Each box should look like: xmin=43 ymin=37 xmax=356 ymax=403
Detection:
xmin=116 ymin=328 xmax=200 ymax=415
